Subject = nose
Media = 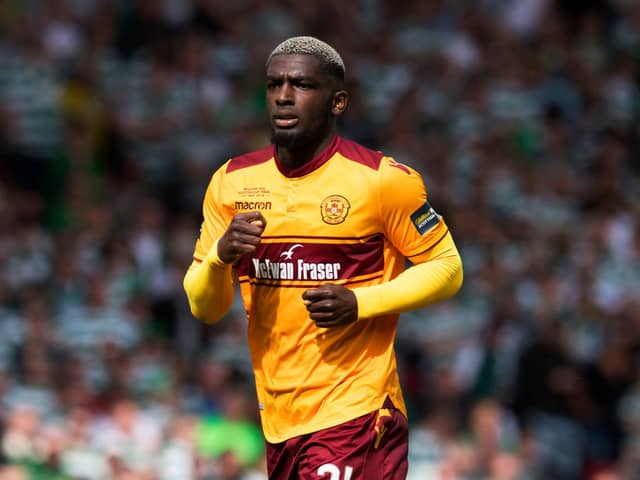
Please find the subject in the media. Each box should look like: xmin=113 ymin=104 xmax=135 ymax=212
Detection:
xmin=275 ymin=83 xmax=294 ymax=105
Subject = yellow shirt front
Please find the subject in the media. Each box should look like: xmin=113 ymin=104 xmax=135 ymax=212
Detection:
xmin=192 ymin=135 xmax=450 ymax=443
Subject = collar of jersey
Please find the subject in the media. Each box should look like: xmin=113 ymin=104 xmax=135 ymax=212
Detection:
xmin=274 ymin=135 xmax=340 ymax=178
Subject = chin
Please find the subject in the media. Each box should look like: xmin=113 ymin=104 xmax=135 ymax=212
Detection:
xmin=271 ymin=129 xmax=303 ymax=149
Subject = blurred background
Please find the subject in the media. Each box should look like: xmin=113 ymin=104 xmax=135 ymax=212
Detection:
xmin=0 ymin=0 xmax=639 ymax=479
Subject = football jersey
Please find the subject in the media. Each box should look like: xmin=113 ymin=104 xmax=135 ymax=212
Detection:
xmin=192 ymin=135 xmax=450 ymax=443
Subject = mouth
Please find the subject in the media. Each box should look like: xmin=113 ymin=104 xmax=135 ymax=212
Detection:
xmin=273 ymin=115 xmax=299 ymax=128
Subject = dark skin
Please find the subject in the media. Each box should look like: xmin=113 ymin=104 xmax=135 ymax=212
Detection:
xmin=217 ymin=53 xmax=358 ymax=328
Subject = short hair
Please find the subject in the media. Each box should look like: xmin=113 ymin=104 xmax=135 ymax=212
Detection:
xmin=266 ymin=36 xmax=345 ymax=83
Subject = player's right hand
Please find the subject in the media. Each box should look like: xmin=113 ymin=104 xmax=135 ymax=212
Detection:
xmin=217 ymin=211 xmax=267 ymax=264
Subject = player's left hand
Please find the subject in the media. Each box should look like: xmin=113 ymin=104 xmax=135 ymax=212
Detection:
xmin=302 ymin=284 xmax=357 ymax=328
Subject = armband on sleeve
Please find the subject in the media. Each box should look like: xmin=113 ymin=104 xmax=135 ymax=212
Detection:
xmin=353 ymin=231 xmax=463 ymax=319
xmin=183 ymin=239 xmax=235 ymax=324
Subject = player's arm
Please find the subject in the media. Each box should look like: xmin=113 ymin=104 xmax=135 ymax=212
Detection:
xmin=183 ymin=239 xmax=235 ymax=324
xmin=184 ymin=212 xmax=266 ymax=324
xmin=354 ymin=158 xmax=462 ymax=318
xmin=184 ymin=169 xmax=231 ymax=324
xmin=353 ymin=230 xmax=462 ymax=319
xmin=303 ymin=232 xmax=461 ymax=326
xmin=183 ymin=163 xmax=266 ymax=324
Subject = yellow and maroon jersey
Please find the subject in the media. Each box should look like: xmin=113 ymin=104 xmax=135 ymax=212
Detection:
xmin=192 ymin=135 xmax=450 ymax=443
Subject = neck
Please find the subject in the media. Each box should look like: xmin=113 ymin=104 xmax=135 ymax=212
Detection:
xmin=276 ymin=131 xmax=335 ymax=170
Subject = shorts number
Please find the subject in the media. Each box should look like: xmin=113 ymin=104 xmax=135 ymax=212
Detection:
xmin=317 ymin=463 xmax=353 ymax=480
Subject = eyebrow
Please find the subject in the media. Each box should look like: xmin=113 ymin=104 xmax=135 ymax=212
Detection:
xmin=266 ymin=73 xmax=317 ymax=82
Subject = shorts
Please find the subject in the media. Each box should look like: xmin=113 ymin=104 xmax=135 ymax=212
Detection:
xmin=266 ymin=397 xmax=408 ymax=479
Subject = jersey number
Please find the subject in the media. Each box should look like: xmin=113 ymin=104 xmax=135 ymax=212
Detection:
xmin=317 ymin=464 xmax=353 ymax=480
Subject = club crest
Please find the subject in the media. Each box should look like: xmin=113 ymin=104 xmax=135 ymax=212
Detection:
xmin=320 ymin=195 xmax=350 ymax=225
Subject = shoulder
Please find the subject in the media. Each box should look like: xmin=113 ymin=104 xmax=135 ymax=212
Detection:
xmin=335 ymin=137 xmax=385 ymax=170
xmin=378 ymin=155 xmax=428 ymax=207
xmin=225 ymin=144 xmax=275 ymax=174
xmin=335 ymin=138 xmax=417 ymax=178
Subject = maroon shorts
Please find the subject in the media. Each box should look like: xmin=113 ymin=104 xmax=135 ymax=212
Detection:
xmin=266 ymin=398 xmax=408 ymax=479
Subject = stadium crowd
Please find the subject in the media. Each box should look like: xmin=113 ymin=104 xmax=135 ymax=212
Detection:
xmin=0 ymin=0 xmax=639 ymax=479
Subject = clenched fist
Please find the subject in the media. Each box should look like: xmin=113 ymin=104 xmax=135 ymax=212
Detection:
xmin=217 ymin=211 xmax=267 ymax=264
xmin=302 ymin=284 xmax=358 ymax=328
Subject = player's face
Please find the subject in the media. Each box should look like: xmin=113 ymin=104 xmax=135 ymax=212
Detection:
xmin=266 ymin=54 xmax=346 ymax=150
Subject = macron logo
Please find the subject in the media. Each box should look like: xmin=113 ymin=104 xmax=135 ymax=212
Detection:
xmin=280 ymin=244 xmax=303 ymax=260
xmin=234 ymin=200 xmax=272 ymax=211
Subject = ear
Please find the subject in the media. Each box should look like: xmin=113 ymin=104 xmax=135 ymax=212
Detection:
xmin=331 ymin=90 xmax=348 ymax=116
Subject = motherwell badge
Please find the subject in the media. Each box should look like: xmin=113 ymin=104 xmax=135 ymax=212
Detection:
xmin=320 ymin=195 xmax=350 ymax=225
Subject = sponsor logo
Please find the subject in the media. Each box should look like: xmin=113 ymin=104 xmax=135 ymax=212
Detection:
xmin=320 ymin=195 xmax=350 ymax=225
xmin=410 ymin=201 xmax=440 ymax=235
xmin=279 ymin=243 xmax=303 ymax=260
xmin=234 ymin=200 xmax=272 ymax=211
xmin=251 ymin=244 xmax=342 ymax=281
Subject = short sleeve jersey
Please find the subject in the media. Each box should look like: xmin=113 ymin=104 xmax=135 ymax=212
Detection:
xmin=192 ymin=135 xmax=449 ymax=443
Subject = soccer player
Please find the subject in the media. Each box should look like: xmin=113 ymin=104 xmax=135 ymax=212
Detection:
xmin=183 ymin=36 xmax=463 ymax=479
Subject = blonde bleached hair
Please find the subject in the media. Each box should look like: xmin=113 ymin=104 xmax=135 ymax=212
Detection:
xmin=266 ymin=36 xmax=345 ymax=81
